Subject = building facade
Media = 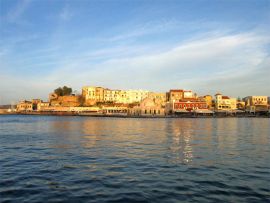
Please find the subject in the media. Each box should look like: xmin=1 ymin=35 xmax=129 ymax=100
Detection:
xmin=37 ymin=102 xmax=50 ymax=111
xmin=82 ymin=86 xmax=149 ymax=105
xmin=128 ymin=97 xmax=165 ymax=116
xmin=82 ymin=86 xmax=105 ymax=105
xmin=203 ymin=95 xmax=213 ymax=108
xmin=126 ymin=90 xmax=149 ymax=103
xmin=104 ymin=89 xmax=121 ymax=103
xmin=148 ymin=92 xmax=166 ymax=106
xmin=171 ymin=100 xmax=208 ymax=113
xmin=166 ymin=89 xmax=184 ymax=102
xmin=215 ymin=93 xmax=237 ymax=110
xmin=244 ymin=96 xmax=268 ymax=112
xmin=17 ymin=100 xmax=33 ymax=112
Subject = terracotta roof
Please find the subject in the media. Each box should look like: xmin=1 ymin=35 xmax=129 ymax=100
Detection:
xmin=175 ymin=99 xmax=206 ymax=103
xmin=222 ymin=96 xmax=230 ymax=99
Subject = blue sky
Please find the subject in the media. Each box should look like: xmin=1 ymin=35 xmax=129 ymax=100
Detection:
xmin=0 ymin=0 xmax=270 ymax=104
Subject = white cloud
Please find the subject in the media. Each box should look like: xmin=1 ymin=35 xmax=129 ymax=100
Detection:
xmin=45 ymin=32 xmax=269 ymax=93
xmin=1 ymin=32 xmax=269 ymax=104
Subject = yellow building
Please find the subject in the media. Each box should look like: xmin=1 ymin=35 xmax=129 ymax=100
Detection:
xmin=148 ymin=92 xmax=166 ymax=106
xmin=244 ymin=96 xmax=268 ymax=106
xmin=236 ymin=101 xmax=245 ymax=110
xmin=166 ymin=89 xmax=184 ymax=102
xmin=203 ymin=95 xmax=213 ymax=108
xmin=82 ymin=86 xmax=149 ymax=105
xmin=244 ymin=96 xmax=268 ymax=112
xmin=126 ymin=90 xmax=149 ymax=103
xmin=17 ymin=100 xmax=33 ymax=112
xmin=117 ymin=90 xmax=128 ymax=104
xmin=215 ymin=93 xmax=237 ymax=110
xmin=166 ymin=89 xmax=197 ymax=102
xmin=37 ymin=102 xmax=50 ymax=111
xmin=82 ymin=86 xmax=105 ymax=105
xmin=104 ymin=89 xmax=121 ymax=103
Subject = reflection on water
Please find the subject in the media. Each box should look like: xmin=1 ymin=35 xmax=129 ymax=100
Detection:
xmin=0 ymin=116 xmax=270 ymax=203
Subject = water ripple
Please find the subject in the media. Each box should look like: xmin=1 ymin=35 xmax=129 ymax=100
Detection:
xmin=0 ymin=116 xmax=270 ymax=202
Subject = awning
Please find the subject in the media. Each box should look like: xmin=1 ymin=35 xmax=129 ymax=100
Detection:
xmin=232 ymin=109 xmax=245 ymax=113
xmin=215 ymin=110 xmax=231 ymax=113
xmin=174 ymin=109 xmax=189 ymax=113
xmin=194 ymin=109 xmax=214 ymax=114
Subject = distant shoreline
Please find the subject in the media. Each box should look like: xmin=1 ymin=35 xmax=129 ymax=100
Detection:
xmin=0 ymin=112 xmax=269 ymax=118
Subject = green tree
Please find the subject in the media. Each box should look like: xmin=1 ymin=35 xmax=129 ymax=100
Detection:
xmin=54 ymin=86 xmax=73 ymax=96
xmin=54 ymin=87 xmax=63 ymax=96
xmin=62 ymin=86 xmax=72 ymax=96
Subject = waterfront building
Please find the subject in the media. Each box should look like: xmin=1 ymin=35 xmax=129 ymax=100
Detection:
xmin=215 ymin=93 xmax=237 ymax=111
xmin=128 ymin=97 xmax=165 ymax=116
xmin=183 ymin=90 xmax=196 ymax=99
xmin=166 ymin=89 xmax=197 ymax=103
xmin=166 ymin=99 xmax=209 ymax=114
xmin=37 ymin=102 xmax=50 ymax=111
xmin=82 ymin=86 xmax=105 ymax=105
xmin=32 ymin=99 xmax=42 ymax=110
xmin=203 ymin=95 xmax=213 ymax=109
xmin=17 ymin=100 xmax=33 ymax=112
xmin=82 ymin=86 xmax=149 ymax=105
xmin=244 ymin=96 xmax=268 ymax=113
xmin=236 ymin=98 xmax=245 ymax=110
xmin=166 ymin=89 xmax=184 ymax=102
xmin=126 ymin=90 xmax=149 ymax=103
xmin=117 ymin=90 xmax=128 ymax=104
xmin=104 ymin=89 xmax=121 ymax=103
xmin=165 ymin=89 xmax=211 ymax=115
xmin=148 ymin=92 xmax=166 ymax=105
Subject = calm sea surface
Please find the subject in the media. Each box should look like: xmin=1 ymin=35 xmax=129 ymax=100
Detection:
xmin=0 ymin=115 xmax=269 ymax=203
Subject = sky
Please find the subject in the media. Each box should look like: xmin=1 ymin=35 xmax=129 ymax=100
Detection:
xmin=0 ymin=0 xmax=270 ymax=104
